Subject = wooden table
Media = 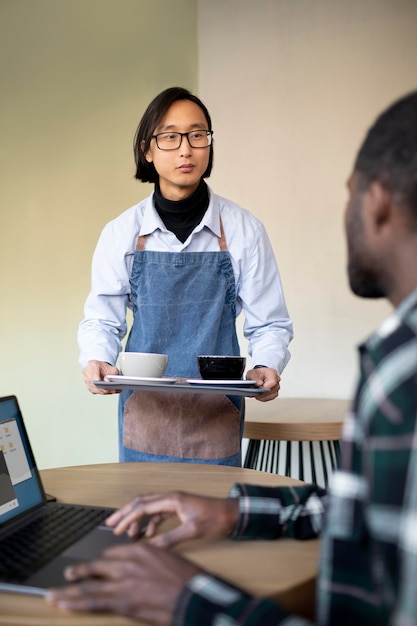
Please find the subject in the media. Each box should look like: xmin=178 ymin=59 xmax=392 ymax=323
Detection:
xmin=243 ymin=398 xmax=349 ymax=487
xmin=0 ymin=462 xmax=320 ymax=626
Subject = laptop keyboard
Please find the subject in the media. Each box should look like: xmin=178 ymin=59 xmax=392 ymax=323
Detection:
xmin=0 ymin=504 xmax=113 ymax=583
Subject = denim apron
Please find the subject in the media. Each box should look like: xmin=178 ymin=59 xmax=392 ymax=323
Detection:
xmin=118 ymin=220 xmax=244 ymax=466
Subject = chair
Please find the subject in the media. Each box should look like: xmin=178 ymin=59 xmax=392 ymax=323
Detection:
xmin=243 ymin=398 xmax=348 ymax=488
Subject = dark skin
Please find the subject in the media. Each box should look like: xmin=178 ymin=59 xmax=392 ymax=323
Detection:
xmin=105 ymin=491 xmax=241 ymax=546
xmin=46 ymin=542 xmax=201 ymax=625
xmin=47 ymin=176 xmax=417 ymax=622
xmin=345 ymin=173 xmax=417 ymax=307
xmin=46 ymin=493 xmax=240 ymax=624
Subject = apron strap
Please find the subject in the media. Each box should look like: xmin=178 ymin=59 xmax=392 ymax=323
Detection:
xmin=136 ymin=217 xmax=228 ymax=251
xmin=136 ymin=234 xmax=147 ymax=250
xmin=218 ymin=218 xmax=227 ymax=251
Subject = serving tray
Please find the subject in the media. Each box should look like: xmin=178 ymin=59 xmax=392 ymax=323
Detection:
xmin=93 ymin=379 xmax=268 ymax=397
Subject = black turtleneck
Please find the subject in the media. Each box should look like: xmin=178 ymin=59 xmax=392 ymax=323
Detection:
xmin=153 ymin=180 xmax=210 ymax=243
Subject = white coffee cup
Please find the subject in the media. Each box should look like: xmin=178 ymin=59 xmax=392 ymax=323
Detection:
xmin=119 ymin=352 xmax=168 ymax=378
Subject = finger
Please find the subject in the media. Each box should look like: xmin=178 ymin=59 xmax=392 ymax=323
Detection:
xmin=64 ymin=551 xmax=143 ymax=583
xmin=46 ymin=580 xmax=119 ymax=612
xmin=143 ymin=514 xmax=164 ymax=538
xmin=63 ymin=559 xmax=113 ymax=582
xmin=107 ymin=495 xmax=180 ymax=535
xmin=106 ymin=507 xmax=149 ymax=535
xmin=256 ymin=386 xmax=279 ymax=402
xmin=149 ymin=521 xmax=200 ymax=549
xmin=106 ymin=494 xmax=164 ymax=524
xmin=85 ymin=381 xmax=107 ymax=395
xmin=105 ymin=498 xmax=142 ymax=526
xmin=85 ymin=382 xmax=119 ymax=395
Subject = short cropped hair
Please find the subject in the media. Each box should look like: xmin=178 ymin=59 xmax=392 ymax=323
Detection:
xmin=354 ymin=90 xmax=417 ymax=217
xmin=133 ymin=87 xmax=214 ymax=183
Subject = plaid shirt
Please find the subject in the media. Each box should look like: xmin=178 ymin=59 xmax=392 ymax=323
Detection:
xmin=173 ymin=287 xmax=417 ymax=626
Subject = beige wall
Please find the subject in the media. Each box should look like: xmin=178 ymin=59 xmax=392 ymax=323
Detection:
xmin=198 ymin=0 xmax=417 ymax=400
xmin=0 ymin=0 xmax=198 ymax=468
xmin=2 ymin=0 xmax=417 ymax=470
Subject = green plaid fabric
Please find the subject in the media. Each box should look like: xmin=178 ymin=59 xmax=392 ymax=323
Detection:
xmin=173 ymin=287 xmax=417 ymax=625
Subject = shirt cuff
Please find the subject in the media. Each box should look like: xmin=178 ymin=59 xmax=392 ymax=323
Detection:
xmin=228 ymin=483 xmax=284 ymax=540
xmin=173 ymin=573 xmax=289 ymax=626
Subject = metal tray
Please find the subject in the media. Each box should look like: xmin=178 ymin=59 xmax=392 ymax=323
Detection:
xmin=93 ymin=380 xmax=268 ymax=397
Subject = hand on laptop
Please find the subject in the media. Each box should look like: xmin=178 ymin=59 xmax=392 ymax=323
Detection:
xmin=105 ymin=491 xmax=240 ymax=548
xmin=46 ymin=542 xmax=201 ymax=623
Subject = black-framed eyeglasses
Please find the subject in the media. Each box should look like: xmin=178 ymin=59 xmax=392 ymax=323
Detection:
xmin=152 ymin=130 xmax=213 ymax=150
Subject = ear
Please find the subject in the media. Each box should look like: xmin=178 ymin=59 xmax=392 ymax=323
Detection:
xmin=367 ymin=181 xmax=393 ymax=230
xmin=141 ymin=140 xmax=153 ymax=163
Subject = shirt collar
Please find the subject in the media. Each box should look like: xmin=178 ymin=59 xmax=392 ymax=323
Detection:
xmin=198 ymin=186 xmax=221 ymax=237
xmin=139 ymin=194 xmax=166 ymax=236
xmin=361 ymin=286 xmax=417 ymax=352
xmin=139 ymin=185 xmax=221 ymax=238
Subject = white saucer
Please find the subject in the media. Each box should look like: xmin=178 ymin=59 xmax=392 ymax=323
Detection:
xmin=106 ymin=375 xmax=178 ymax=384
xmin=186 ymin=379 xmax=258 ymax=387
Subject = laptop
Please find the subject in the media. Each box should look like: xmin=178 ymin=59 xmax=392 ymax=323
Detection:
xmin=0 ymin=394 xmax=138 ymax=596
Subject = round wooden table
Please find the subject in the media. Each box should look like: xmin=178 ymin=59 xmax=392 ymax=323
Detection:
xmin=0 ymin=462 xmax=320 ymax=625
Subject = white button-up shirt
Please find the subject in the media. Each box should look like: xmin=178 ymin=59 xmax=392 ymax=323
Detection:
xmin=78 ymin=187 xmax=293 ymax=373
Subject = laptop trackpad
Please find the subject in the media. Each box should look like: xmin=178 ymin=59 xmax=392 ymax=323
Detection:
xmin=27 ymin=528 xmax=135 ymax=590
xmin=63 ymin=525 xmax=134 ymax=560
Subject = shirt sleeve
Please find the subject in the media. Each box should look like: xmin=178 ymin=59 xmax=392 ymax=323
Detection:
xmin=172 ymin=483 xmax=327 ymax=626
xmin=228 ymin=483 xmax=328 ymax=540
xmin=77 ymin=219 xmax=134 ymax=367
xmin=174 ymin=573 xmax=314 ymax=626
xmin=237 ymin=222 xmax=293 ymax=374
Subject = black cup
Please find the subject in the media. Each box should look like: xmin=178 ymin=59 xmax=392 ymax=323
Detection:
xmin=197 ymin=355 xmax=246 ymax=380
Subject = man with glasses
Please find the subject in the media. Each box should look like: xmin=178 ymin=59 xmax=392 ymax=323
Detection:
xmin=77 ymin=86 xmax=293 ymax=466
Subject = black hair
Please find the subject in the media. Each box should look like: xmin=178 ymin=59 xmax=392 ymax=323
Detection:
xmin=133 ymin=87 xmax=214 ymax=183
xmin=354 ymin=90 xmax=417 ymax=217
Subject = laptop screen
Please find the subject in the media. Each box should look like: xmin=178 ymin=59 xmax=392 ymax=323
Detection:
xmin=0 ymin=396 xmax=44 ymax=525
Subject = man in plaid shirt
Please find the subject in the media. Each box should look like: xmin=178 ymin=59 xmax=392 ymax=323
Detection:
xmin=47 ymin=91 xmax=417 ymax=625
